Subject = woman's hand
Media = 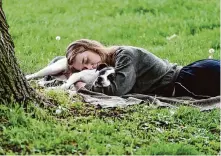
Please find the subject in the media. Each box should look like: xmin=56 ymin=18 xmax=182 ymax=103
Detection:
xmin=75 ymin=81 xmax=86 ymax=90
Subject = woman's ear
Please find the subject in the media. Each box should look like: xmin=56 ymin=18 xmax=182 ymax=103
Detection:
xmin=96 ymin=63 xmax=108 ymax=71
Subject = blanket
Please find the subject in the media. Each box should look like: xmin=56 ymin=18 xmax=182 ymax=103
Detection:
xmin=77 ymin=88 xmax=220 ymax=111
xmin=32 ymin=79 xmax=220 ymax=111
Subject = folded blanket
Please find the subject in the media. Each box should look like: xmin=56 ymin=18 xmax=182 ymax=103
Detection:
xmin=77 ymin=88 xmax=220 ymax=111
xmin=32 ymin=79 xmax=220 ymax=111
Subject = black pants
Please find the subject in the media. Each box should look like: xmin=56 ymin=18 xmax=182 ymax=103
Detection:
xmin=175 ymin=59 xmax=220 ymax=98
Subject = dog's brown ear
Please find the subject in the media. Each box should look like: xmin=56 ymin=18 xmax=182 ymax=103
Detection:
xmin=96 ymin=63 xmax=108 ymax=71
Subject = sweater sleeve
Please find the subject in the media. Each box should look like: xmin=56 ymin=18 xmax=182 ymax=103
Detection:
xmin=91 ymin=49 xmax=136 ymax=96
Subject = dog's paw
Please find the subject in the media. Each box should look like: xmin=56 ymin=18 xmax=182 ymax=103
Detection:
xmin=68 ymin=90 xmax=77 ymax=97
xmin=59 ymin=84 xmax=70 ymax=90
xmin=47 ymin=86 xmax=59 ymax=90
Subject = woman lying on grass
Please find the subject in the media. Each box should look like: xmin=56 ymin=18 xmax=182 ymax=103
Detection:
xmin=65 ymin=39 xmax=220 ymax=98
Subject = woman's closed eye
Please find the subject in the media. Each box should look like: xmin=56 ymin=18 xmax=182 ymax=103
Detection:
xmin=83 ymin=57 xmax=89 ymax=64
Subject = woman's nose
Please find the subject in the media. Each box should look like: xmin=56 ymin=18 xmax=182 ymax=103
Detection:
xmin=92 ymin=64 xmax=98 ymax=69
xmin=84 ymin=64 xmax=93 ymax=70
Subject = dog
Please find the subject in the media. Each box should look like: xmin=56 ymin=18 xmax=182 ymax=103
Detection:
xmin=25 ymin=56 xmax=115 ymax=90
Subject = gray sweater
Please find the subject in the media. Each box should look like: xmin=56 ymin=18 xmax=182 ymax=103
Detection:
xmin=92 ymin=46 xmax=182 ymax=96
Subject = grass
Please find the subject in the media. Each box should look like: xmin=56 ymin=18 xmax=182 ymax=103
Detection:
xmin=1 ymin=0 xmax=220 ymax=155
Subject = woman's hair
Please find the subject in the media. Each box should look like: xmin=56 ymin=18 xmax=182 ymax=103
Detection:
xmin=66 ymin=39 xmax=118 ymax=67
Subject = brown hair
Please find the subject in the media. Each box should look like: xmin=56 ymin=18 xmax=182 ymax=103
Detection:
xmin=66 ymin=39 xmax=118 ymax=68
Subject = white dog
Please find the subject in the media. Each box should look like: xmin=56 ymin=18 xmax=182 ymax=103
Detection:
xmin=26 ymin=56 xmax=115 ymax=90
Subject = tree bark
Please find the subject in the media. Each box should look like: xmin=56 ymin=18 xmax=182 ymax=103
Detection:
xmin=0 ymin=1 xmax=53 ymax=107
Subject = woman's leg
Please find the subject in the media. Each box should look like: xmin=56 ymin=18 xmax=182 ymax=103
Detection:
xmin=26 ymin=56 xmax=66 ymax=80
xmin=175 ymin=59 xmax=220 ymax=98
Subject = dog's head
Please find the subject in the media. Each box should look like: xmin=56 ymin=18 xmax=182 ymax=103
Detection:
xmin=93 ymin=64 xmax=115 ymax=88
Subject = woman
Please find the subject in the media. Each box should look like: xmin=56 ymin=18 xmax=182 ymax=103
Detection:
xmin=66 ymin=39 xmax=220 ymax=98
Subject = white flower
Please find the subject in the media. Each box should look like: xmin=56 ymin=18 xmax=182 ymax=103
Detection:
xmin=56 ymin=36 xmax=61 ymax=40
xmin=208 ymin=48 xmax=215 ymax=54
xmin=55 ymin=106 xmax=67 ymax=114
xmin=166 ymin=34 xmax=177 ymax=40
xmin=208 ymin=55 xmax=213 ymax=59
xmin=55 ymin=109 xmax=62 ymax=114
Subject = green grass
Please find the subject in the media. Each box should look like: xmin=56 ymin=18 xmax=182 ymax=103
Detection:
xmin=1 ymin=0 xmax=220 ymax=155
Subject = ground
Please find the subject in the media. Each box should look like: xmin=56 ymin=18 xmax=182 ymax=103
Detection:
xmin=1 ymin=0 xmax=220 ymax=154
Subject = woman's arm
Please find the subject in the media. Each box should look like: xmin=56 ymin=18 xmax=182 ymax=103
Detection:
xmin=91 ymin=50 xmax=136 ymax=96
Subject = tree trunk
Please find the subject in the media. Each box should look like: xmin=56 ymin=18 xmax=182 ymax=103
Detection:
xmin=0 ymin=1 xmax=53 ymax=107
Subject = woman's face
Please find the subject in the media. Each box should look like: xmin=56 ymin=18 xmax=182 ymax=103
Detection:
xmin=70 ymin=50 xmax=102 ymax=71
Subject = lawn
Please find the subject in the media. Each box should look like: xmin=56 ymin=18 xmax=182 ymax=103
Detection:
xmin=0 ymin=0 xmax=220 ymax=155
